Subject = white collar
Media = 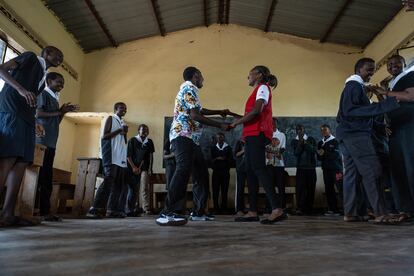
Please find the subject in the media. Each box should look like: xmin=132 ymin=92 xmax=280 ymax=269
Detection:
xmin=389 ymin=66 xmax=414 ymax=90
xmin=216 ymin=142 xmax=228 ymax=151
xmin=37 ymin=56 xmax=48 ymax=90
xmin=295 ymin=134 xmax=308 ymax=140
xmin=345 ymin=74 xmax=366 ymax=86
xmin=273 ymin=129 xmax=281 ymax=137
xmin=44 ymin=86 xmax=59 ymax=102
xmin=135 ymin=135 xmax=148 ymax=145
xmin=113 ymin=114 xmax=124 ymax=124
xmin=322 ymin=134 xmax=335 ymax=145
xmin=180 ymin=81 xmax=199 ymax=92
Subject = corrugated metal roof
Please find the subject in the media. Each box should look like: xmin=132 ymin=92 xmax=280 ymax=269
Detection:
xmin=43 ymin=0 xmax=403 ymax=52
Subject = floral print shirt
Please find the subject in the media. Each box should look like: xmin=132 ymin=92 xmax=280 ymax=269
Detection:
xmin=169 ymin=81 xmax=203 ymax=144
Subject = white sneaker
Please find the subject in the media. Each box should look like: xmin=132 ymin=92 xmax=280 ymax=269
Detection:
xmin=156 ymin=213 xmax=188 ymax=226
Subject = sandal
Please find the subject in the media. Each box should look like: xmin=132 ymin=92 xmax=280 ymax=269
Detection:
xmin=260 ymin=213 xmax=288 ymax=225
xmin=397 ymin=213 xmax=413 ymax=223
xmin=343 ymin=216 xmax=367 ymax=222
xmin=373 ymin=215 xmax=400 ymax=225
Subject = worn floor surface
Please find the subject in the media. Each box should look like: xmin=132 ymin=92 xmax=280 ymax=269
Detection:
xmin=0 ymin=216 xmax=413 ymax=276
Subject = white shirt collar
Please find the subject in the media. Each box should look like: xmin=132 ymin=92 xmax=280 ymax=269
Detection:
xmin=216 ymin=142 xmax=228 ymax=151
xmin=345 ymin=74 xmax=366 ymax=86
xmin=44 ymin=86 xmax=59 ymax=102
xmin=273 ymin=129 xmax=280 ymax=138
xmin=322 ymin=134 xmax=335 ymax=145
xmin=180 ymin=80 xmax=199 ymax=92
xmin=135 ymin=135 xmax=148 ymax=145
xmin=113 ymin=113 xmax=124 ymax=125
xmin=295 ymin=134 xmax=308 ymax=140
xmin=37 ymin=56 xmax=48 ymax=91
xmin=389 ymin=66 xmax=414 ymax=90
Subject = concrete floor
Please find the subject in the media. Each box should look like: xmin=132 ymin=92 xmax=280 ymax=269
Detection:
xmin=0 ymin=216 xmax=413 ymax=276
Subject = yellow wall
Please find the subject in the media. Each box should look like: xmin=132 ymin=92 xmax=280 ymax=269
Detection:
xmin=80 ymin=24 xmax=362 ymax=174
xmin=0 ymin=0 xmax=85 ymax=172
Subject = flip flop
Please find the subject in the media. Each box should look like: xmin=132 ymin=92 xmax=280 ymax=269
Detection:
xmin=373 ymin=216 xmax=400 ymax=225
xmin=260 ymin=213 xmax=288 ymax=225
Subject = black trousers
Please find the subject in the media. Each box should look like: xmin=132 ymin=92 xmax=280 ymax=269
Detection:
xmin=165 ymin=160 xmax=176 ymax=191
xmin=125 ymin=172 xmax=141 ymax=213
xmin=163 ymin=137 xmax=208 ymax=214
xmin=296 ymin=168 xmax=316 ymax=214
xmin=245 ymin=133 xmax=280 ymax=212
xmin=322 ymin=169 xmax=339 ymax=212
xmin=269 ymin=166 xmax=286 ymax=209
xmin=38 ymin=147 xmax=56 ymax=216
xmin=235 ymin=165 xmax=247 ymax=212
xmin=93 ymin=164 xmax=126 ymax=213
xmin=212 ymin=168 xmax=230 ymax=210
xmin=340 ymin=135 xmax=386 ymax=216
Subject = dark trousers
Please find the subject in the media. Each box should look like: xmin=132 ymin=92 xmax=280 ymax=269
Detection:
xmin=322 ymin=169 xmax=339 ymax=212
xmin=235 ymin=166 xmax=247 ymax=212
xmin=389 ymin=123 xmax=414 ymax=214
xmin=125 ymin=172 xmax=141 ymax=213
xmin=93 ymin=164 xmax=126 ymax=213
xmin=340 ymin=135 xmax=386 ymax=216
xmin=212 ymin=168 xmax=230 ymax=210
xmin=245 ymin=133 xmax=280 ymax=212
xmin=38 ymin=147 xmax=56 ymax=215
xmin=190 ymin=145 xmax=209 ymax=214
xmin=163 ymin=137 xmax=208 ymax=214
xmin=296 ymin=168 xmax=316 ymax=214
xmin=165 ymin=161 xmax=176 ymax=191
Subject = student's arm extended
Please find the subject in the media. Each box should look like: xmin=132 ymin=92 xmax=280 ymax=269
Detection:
xmin=230 ymin=99 xmax=265 ymax=127
xmin=190 ymin=108 xmax=229 ymax=131
xmin=200 ymin=108 xmax=229 ymax=117
xmin=0 ymin=58 xmax=36 ymax=107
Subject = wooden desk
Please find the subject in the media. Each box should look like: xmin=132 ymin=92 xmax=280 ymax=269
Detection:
xmin=16 ymin=144 xmax=46 ymax=218
xmin=72 ymin=158 xmax=101 ymax=217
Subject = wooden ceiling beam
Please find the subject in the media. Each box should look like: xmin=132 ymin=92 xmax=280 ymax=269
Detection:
xmin=203 ymin=0 xmax=209 ymax=27
xmin=150 ymin=0 xmax=166 ymax=36
xmin=84 ymin=0 xmax=118 ymax=47
xmin=225 ymin=0 xmax=230 ymax=24
xmin=320 ymin=0 xmax=353 ymax=43
xmin=264 ymin=0 xmax=277 ymax=32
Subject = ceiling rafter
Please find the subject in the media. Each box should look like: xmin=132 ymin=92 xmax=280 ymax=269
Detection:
xmin=264 ymin=0 xmax=278 ymax=32
xmin=150 ymin=0 xmax=166 ymax=36
xmin=320 ymin=0 xmax=353 ymax=43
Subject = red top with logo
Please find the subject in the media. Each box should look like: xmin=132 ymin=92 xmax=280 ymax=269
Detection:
xmin=242 ymin=84 xmax=273 ymax=140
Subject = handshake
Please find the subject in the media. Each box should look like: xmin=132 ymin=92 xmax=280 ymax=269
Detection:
xmin=217 ymin=109 xmax=241 ymax=131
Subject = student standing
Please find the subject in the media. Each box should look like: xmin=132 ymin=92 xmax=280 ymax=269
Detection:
xmin=230 ymin=65 xmax=286 ymax=224
xmin=317 ymin=124 xmax=342 ymax=216
xmin=270 ymin=120 xmax=287 ymax=209
xmin=86 ymin=102 xmax=128 ymax=219
xmin=126 ymin=124 xmax=154 ymax=216
xmin=292 ymin=125 xmax=317 ymax=216
xmin=380 ymin=55 xmax=414 ymax=221
xmin=36 ymin=72 xmax=78 ymax=221
xmin=211 ymin=132 xmax=233 ymax=213
xmin=336 ymin=58 xmax=400 ymax=224
xmin=0 ymin=46 xmax=63 ymax=227
xmin=156 ymin=67 xmax=230 ymax=226
xmin=163 ymin=139 xmax=175 ymax=191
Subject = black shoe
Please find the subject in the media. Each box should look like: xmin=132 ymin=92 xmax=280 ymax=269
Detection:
xmin=234 ymin=216 xmax=260 ymax=222
xmin=260 ymin=213 xmax=288 ymax=225
xmin=106 ymin=211 xmax=126 ymax=218
xmin=156 ymin=213 xmax=188 ymax=226
xmin=43 ymin=215 xmax=63 ymax=222
xmin=86 ymin=208 xmax=103 ymax=219
xmin=126 ymin=211 xmax=141 ymax=217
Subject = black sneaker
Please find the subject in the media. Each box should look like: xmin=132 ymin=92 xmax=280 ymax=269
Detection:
xmin=156 ymin=213 xmax=188 ymax=226
xmin=86 ymin=208 xmax=103 ymax=219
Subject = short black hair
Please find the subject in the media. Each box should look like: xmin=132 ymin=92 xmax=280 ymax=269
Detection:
xmin=46 ymin=72 xmax=64 ymax=83
xmin=388 ymin=54 xmax=406 ymax=66
xmin=183 ymin=66 xmax=200 ymax=81
xmin=114 ymin=102 xmax=126 ymax=111
xmin=354 ymin=58 xmax=375 ymax=74
xmin=138 ymin=124 xmax=148 ymax=131
xmin=216 ymin=132 xmax=225 ymax=137
xmin=41 ymin=46 xmax=62 ymax=57
xmin=321 ymin=124 xmax=331 ymax=129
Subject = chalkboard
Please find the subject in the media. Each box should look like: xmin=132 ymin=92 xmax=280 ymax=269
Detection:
xmin=164 ymin=116 xmax=338 ymax=168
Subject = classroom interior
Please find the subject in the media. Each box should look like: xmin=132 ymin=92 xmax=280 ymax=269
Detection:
xmin=1 ymin=0 xmax=414 ymax=275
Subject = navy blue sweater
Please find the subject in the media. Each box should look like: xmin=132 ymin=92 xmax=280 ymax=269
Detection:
xmin=336 ymin=81 xmax=399 ymax=139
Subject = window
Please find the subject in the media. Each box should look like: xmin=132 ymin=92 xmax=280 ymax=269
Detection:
xmin=0 ymin=38 xmax=21 ymax=90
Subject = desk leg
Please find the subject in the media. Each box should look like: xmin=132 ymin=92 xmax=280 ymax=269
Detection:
xmin=17 ymin=166 xmax=40 ymax=218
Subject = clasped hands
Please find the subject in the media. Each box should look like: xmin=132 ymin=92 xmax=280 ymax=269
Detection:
xmin=218 ymin=109 xmax=241 ymax=131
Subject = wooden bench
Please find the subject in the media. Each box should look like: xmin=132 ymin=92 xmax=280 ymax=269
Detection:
xmin=50 ymin=168 xmax=75 ymax=214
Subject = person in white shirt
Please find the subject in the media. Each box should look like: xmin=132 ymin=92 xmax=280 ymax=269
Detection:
xmin=86 ymin=102 xmax=128 ymax=219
